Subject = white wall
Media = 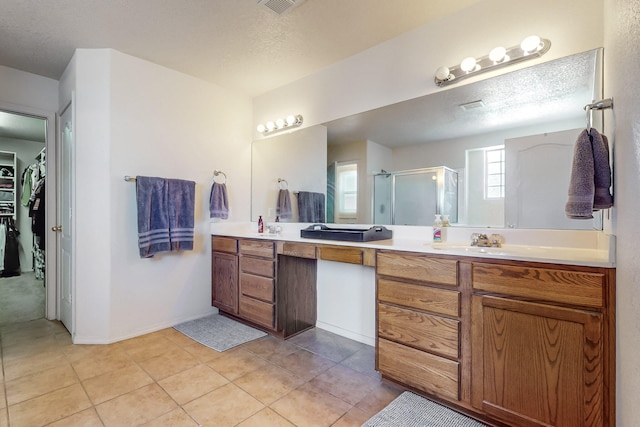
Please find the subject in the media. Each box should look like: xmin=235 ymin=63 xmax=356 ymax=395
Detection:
xmin=60 ymin=49 xmax=252 ymax=343
xmin=604 ymin=0 xmax=640 ymax=425
xmin=0 ymin=66 xmax=58 ymax=113
xmin=391 ymin=118 xmax=583 ymax=172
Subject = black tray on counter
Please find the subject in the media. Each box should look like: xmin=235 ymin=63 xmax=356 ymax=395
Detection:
xmin=300 ymin=224 xmax=393 ymax=242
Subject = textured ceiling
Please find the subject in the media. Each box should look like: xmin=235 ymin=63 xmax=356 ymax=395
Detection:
xmin=324 ymin=50 xmax=599 ymax=147
xmin=0 ymin=0 xmax=482 ymax=97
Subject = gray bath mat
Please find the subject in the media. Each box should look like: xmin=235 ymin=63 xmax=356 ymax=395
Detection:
xmin=363 ymin=391 xmax=487 ymax=427
xmin=174 ymin=314 xmax=267 ymax=352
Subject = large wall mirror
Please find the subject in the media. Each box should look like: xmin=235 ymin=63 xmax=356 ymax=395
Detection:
xmin=251 ymin=48 xmax=604 ymax=230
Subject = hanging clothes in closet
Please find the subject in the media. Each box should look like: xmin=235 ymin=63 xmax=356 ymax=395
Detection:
xmin=23 ymin=148 xmax=46 ymax=280
xmin=0 ymin=217 xmax=20 ymax=277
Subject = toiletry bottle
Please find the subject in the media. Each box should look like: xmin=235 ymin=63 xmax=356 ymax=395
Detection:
xmin=275 ymin=216 xmax=280 ymax=222
xmin=433 ymin=214 xmax=442 ymax=243
xmin=441 ymin=214 xmax=449 ymax=242
xmin=258 ymin=215 xmax=264 ymax=233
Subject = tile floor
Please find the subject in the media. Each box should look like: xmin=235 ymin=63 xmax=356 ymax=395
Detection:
xmin=0 ymin=319 xmax=403 ymax=426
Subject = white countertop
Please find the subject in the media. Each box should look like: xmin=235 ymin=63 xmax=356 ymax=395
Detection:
xmin=210 ymin=222 xmax=616 ymax=268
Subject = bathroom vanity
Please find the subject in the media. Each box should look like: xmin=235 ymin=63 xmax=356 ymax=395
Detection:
xmin=211 ymin=227 xmax=615 ymax=427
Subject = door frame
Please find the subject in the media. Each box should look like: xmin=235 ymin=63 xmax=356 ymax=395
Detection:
xmin=0 ymin=101 xmax=58 ymax=320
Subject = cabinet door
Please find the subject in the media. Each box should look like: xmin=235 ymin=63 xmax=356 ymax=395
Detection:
xmin=211 ymin=251 xmax=238 ymax=314
xmin=471 ymin=295 xmax=603 ymax=427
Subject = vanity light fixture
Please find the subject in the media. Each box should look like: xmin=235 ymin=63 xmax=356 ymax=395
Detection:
xmin=434 ymin=35 xmax=550 ymax=87
xmin=257 ymin=114 xmax=303 ymax=134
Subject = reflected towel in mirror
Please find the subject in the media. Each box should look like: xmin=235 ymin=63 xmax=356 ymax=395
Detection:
xmin=297 ymin=191 xmax=325 ymax=222
xmin=276 ymin=189 xmax=292 ymax=219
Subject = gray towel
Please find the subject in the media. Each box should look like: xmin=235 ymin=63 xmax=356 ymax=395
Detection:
xmin=276 ymin=189 xmax=292 ymax=219
xmin=136 ymin=176 xmax=171 ymax=257
xmin=592 ymin=130 xmax=613 ymax=209
xmin=167 ymin=178 xmax=196 ymax=252
xmin=297 ymin=191 xmax=325 ymax=222
xmin=209 ymin=182 xmax=229 ymax=219
xmin=565 ymin=129 xmax=614 ymax=219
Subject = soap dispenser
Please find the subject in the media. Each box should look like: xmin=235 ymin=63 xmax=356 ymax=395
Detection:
xmin=433 ymin=214 xmax=443 ymax=243
xmin=258 ymin=215 xmax=264 ymax=233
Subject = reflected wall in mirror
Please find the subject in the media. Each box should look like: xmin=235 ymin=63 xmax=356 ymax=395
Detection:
xmin=251 ymin=48 xmax=605 ymax=230
xmin=251 ymin=125 xmax=327 ymax=223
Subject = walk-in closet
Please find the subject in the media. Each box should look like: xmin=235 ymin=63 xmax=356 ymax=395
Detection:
xmin=0 ymin=110 xmax=47 ymax=326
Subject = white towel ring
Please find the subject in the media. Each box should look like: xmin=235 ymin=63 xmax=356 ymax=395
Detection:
xmin=213 ymin=170 xmax=227 ymax=184
xmin=278 ymin=178 xmax=288 ymax=190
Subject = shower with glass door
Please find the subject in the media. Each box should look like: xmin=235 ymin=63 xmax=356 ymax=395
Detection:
xmin=373 ymin=167 xmax=458 ymax=226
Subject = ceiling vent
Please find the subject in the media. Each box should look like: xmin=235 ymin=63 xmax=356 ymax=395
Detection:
xmin=459 ymin=100 xmax=485 ymax=111
xmin=258 ymin=0 xmax=306 ymax=16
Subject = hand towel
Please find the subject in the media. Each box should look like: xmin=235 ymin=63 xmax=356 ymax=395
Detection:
xmin=276 ymin=189 xmax=292 ymax=219
xmin=136 ymin=176 xmax=171 ymax=257
xmin=167 ymin=178 xmax=196 ymax=252
xmin=298 ymin=191 xmax=326 ymax=222
xmin=209 ymin=182 xmax=229 ymax=219
xmin=592 ymin=129 xmax=613 ymax=209
xmin=565 ymin=129 xmax=595 ymax=219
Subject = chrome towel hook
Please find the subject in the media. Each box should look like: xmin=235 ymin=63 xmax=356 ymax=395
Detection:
xmin=278 ymin=178 xmax=288 ymax=189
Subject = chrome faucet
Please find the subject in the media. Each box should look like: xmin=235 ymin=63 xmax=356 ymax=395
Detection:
xmin=471 ymin=233 xmax=504 ymax=248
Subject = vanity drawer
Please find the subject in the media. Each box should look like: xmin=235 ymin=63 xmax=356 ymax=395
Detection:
xmin=378 ymin=303 xmax=459 ymax=359
xmin=377 ymin=251 xmax=457 ymax=286
xmin=240 ymin=273 xmax=275 ymax=302
xmin=317 ymin=245 xmax=376 ymax=266
xmin=472 ymin=262 xmax=605 ymax=308
xmin=277 ymin=241 xmax=317 ymax=259
xmin=239 ymin=239 xmax=275 ymax=259
xmin=240 ymin=257 xmax=275 ymax=278
xmin=239 ymin=295 xmax=275 ymax=329
xmin=378 ymin=278 xmax=460 ymax=317
xmin=211 ymin=236 xmax=238 ymax=254
xmin=378 ymin=338 xmax=459 ymax=401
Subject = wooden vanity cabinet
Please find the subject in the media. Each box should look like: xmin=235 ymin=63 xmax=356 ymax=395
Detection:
xmin=375 ymin=250 xmax=463 ymax=402
xmin=238 ymin=239 xmax=277 ymax=330
xmin=211 ymin=236 xmax=239 ymax=314
xmin=212 ymin=236 xmax=317 ymax=339
xmin=470 ymin=261 xmax=615 ymax=427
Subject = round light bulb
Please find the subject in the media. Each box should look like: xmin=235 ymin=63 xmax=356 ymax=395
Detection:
xmin=520 ymin=35 xmax=541 ymax=53
xmin=460 ymin=57 xmax=477 ymax=73
xmin=286 ymin=115 xmax=296 ymax=125
xmin=275 ymin=118 xmax=285 ymax=128
xmin=266 ymin=121 xmax=275 ymax=131
xmin=435 ymin=66 xmax=451 ymax=81
xmin=256 ymin=124 xmax=266 ymax=133
xmin=489 ymin=46 xmax=506 ymax=63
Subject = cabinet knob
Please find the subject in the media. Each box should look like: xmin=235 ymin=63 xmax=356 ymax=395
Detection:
xmin=51 ymin=225 xmax=62 ymax=232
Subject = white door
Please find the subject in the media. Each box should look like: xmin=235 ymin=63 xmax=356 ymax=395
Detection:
xmin=505 ymin=128 xmax=597 ymax=230
xmin=58 ymin=102 xmax=74 ymax=334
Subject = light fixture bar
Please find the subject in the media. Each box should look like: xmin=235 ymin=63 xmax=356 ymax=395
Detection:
xmin=434 ymin=36 xmax=551 ymax=87
xmin=257 ymin=114 xmax=303 ymax=134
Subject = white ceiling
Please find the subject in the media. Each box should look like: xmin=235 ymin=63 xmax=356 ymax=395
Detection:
xmin=0 ymin=0 xmax=483 ymax=144
xmin=0 ymin=0 xmax=482 ymax=97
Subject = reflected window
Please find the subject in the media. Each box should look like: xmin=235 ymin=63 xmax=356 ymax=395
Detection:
xmin=336 ymin=162 xmax=357 ymax=218
xmin=485 ymin=146 xmax=505 ymax=199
